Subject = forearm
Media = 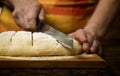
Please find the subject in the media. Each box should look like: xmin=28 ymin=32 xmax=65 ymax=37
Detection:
xmin=84 ymin=0 xmax=120 ymax=39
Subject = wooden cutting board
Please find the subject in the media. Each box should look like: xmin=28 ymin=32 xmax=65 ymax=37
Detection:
xmin=0 ymin=53 xmax=107 ymax=68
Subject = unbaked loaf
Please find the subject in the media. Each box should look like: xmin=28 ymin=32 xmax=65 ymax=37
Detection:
xmin=0 ymin=31 xmax=82 ymax=56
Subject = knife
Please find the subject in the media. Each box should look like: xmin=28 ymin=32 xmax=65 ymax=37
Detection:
xmin=37 ymin=21 xmax=73 ymax=49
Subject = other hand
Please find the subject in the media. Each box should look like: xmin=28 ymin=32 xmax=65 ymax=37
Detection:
xmin=69 ymin=29 xmax=102 ymax=55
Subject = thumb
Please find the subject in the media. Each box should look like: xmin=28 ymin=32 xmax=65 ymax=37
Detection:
xmin=68 ymin=33 xmax=76 ymax=38
xmin=39 ymin=8 xmax=45 ymax=22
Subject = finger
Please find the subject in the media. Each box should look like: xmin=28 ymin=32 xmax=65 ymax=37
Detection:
xmin=82 ymin=43 xmax=89 ymax=53
xmin=68 ymin=33 xmax=76 ymax=38
xmin=90 ymin=40 xmax=99 ymax=53
xmin=69 ymin=32 xmax=89 ymax=53
xmin=37 ymin=8 xmax=48 ymax=31
xmin=71 ymin=30 xmax=88 ymax=43
xmin=39 ymin=7 xmax=45 ymax=22
xmin=25 ymin=7 xmax=40 ymax=31
xmin=77 ymin=30 xmax=88 ymax=43
xmin=84 ymin=30 xmax=94 ymax=48
xmin=87 ymin=36 xmax=94 ymax=49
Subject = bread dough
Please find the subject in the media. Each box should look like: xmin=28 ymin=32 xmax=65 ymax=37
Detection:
xmin=0 ymin=31 xmax=16 ymax=55
xmin=0 ymin=31 xmax=82 ymax=56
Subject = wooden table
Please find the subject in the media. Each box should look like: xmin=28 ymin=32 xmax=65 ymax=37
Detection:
xmin=0 ymin=54 xmax=110 ymax=76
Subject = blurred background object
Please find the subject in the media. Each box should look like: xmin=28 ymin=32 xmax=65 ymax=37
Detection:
xmin=0 ymin=3 xmax=2 ymax=14
xmin=0 ymin=8 xmax=2 ymax=14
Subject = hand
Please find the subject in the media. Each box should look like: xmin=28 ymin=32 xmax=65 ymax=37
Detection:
xmin=8 ymin=0 xmax=45 ymax=31
xmin=69 ymin=29 xmax=102 ymax=55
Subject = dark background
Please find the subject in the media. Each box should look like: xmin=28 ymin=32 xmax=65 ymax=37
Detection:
xmin=102 ymin=8 xmax=120 ymax=76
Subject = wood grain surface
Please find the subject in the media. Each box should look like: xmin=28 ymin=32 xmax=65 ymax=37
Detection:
xmin=0 ymin=54 xmax=107 ymax=68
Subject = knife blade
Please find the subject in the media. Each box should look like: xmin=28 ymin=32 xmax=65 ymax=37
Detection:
xmin=37 ymin=21 xmax=73 ymax=49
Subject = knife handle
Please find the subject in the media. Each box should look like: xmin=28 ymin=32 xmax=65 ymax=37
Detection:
xmin=37 ymin=18 xmax=45 ymax=31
